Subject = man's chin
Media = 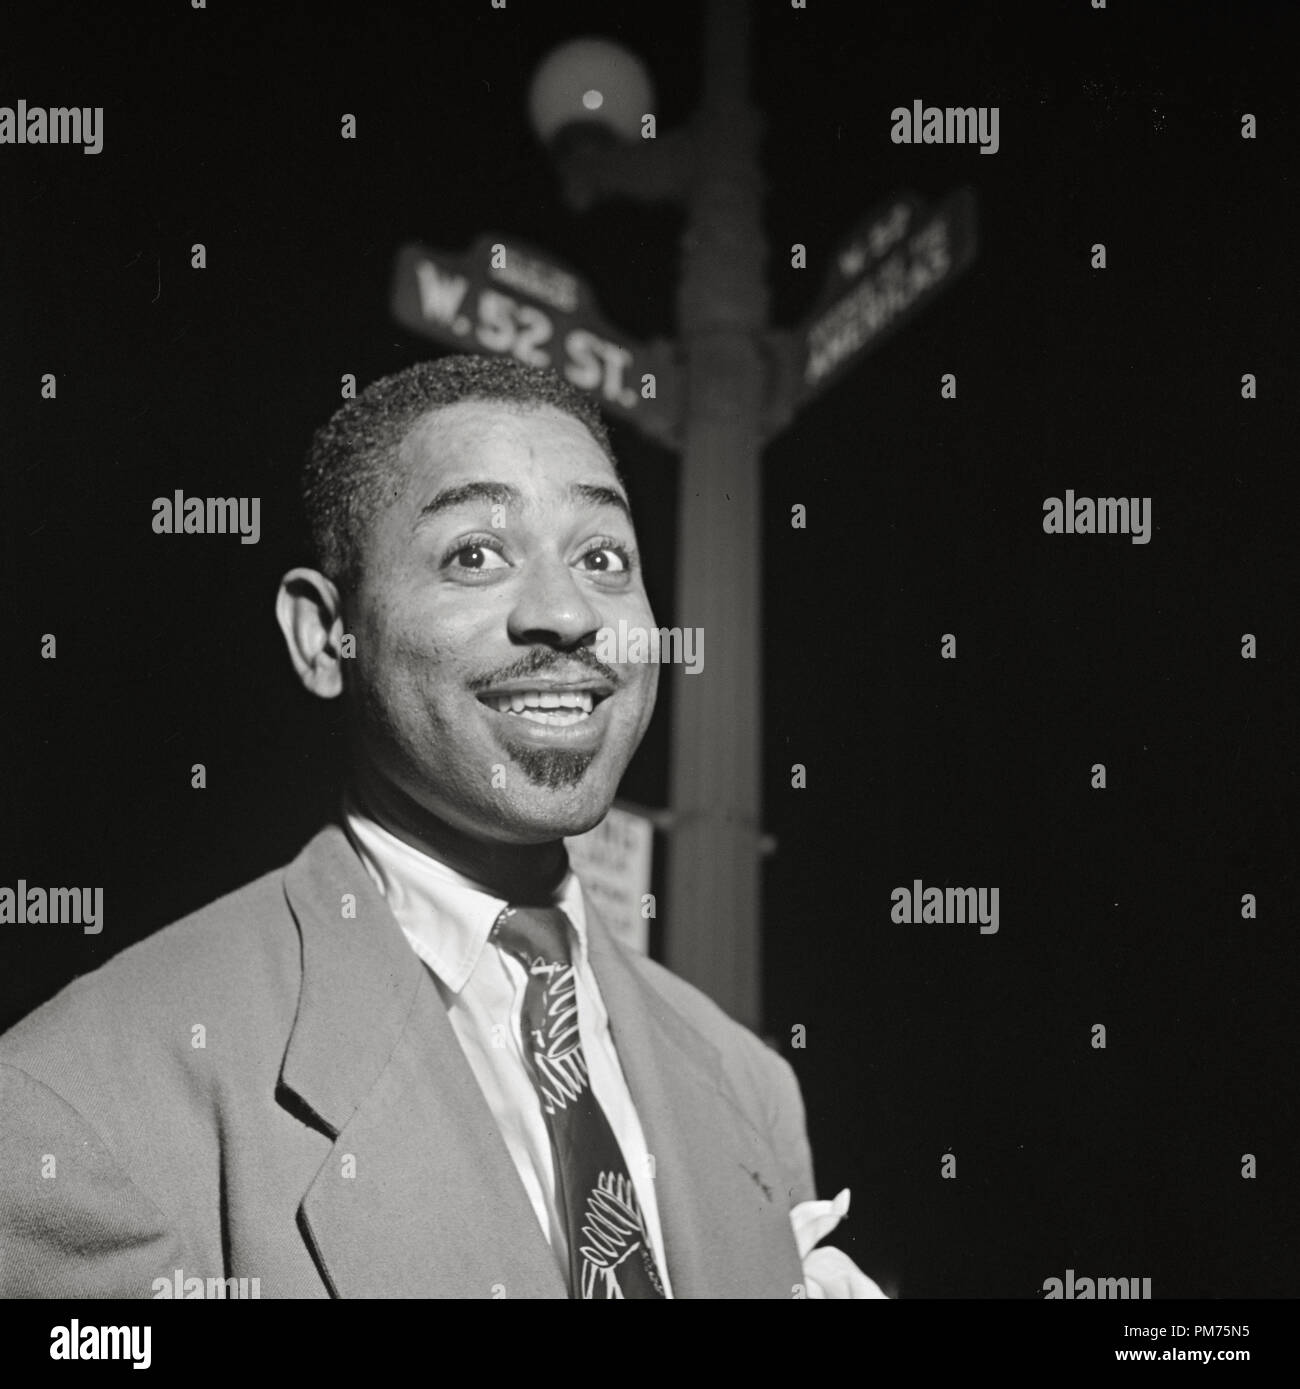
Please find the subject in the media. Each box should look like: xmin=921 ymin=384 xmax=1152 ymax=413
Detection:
xmin=492 ymin=754 xmax=618 ymax=841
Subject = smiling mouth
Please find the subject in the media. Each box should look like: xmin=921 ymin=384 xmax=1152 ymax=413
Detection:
xmin=476 ymin=688 xmax=609 ymax=727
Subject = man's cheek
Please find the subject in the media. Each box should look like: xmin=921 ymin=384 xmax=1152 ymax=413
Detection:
xmin=342 ymin=606 xmax=396 ymax=684
xmin=642 ymin=663 xmax=661 ymax=718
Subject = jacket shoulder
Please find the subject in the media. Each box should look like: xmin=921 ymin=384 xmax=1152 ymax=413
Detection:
xmin=0 ymin=857 xmax=301 ymax=1092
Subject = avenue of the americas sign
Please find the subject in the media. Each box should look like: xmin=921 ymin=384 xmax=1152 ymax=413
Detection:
xmin=798 ymin=186 xmax=978 ymax=404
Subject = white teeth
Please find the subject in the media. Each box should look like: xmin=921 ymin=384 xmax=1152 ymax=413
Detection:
xmin=487 ymin=689 xmax=598 ymax=720
xmin=519 ymin=708 xmax=584 ymax=725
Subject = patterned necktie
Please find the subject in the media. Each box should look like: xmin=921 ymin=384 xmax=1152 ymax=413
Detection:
xmin=492 ymin=904 xmax=666 ymax=1300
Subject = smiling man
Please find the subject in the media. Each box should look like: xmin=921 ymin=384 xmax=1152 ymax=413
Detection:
xmin=0 ymin=356 xmax=881 ymax=1299
xmin=288 ymin=368 xmax=660 ymax=891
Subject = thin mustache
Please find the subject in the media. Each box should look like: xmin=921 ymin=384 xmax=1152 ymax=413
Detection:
xmin=468 ymin=648 xmax=621 ymax=692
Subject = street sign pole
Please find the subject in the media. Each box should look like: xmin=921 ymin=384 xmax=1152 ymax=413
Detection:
xmin=666 ymin=0 xmax=767 ymax=1028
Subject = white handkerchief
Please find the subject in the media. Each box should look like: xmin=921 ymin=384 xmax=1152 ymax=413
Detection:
xmin=789 ymin=1188 xmax=889 ymax=1299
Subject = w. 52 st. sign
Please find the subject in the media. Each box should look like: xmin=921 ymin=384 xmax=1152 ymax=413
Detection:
xmin=391 ymin=233 xmax=681 ymax=449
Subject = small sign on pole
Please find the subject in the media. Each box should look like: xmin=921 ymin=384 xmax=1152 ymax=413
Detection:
xmin=565 ymin=804 xmax=655 ymax=955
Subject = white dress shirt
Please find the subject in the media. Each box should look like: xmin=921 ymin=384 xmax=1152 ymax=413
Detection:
xmin=342 ymin=799 xmax=673 ymax=1297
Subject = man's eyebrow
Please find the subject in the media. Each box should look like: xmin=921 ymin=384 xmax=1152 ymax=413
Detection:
xmin=571 ymin=482 xmax=631 ymax=519
xmin=417 ymin=481 xmax=521 ymax=520
xmin=414 ymin=480 xmax=631 ymax=524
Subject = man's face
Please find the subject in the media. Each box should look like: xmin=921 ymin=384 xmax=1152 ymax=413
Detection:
xmin=343 ymin=400 xmax=658 ymax=844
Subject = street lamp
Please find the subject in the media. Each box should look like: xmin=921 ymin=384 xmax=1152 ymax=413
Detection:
xmin=528 ymin=0 xmax=769 ymax=1029
xmin=527 ymin=35 xmax=693 ymax=212
xmin=528 ymin=37 xmax=654 ymax=146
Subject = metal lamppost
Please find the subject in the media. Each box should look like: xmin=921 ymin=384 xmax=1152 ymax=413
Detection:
xmin=529 ymin=0 xmax=768 ymax=1027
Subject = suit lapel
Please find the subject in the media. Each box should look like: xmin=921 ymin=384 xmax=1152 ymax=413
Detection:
xmin=585 ymin=909 xmax=804 ymax=1299
xmin=275 ymin=825 xmax=802 ymax=1299
xmin=278 ymin=825 xmax=566 ymax=1299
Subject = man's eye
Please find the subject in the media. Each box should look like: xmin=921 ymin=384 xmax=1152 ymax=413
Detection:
xmin=449 ymin=543 xmax=508 ymax=571
xmin=578 ymin=545 xmax=630 ymax=574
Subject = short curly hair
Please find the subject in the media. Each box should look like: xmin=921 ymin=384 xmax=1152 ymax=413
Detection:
xmin=302 ymin=355 xmax=618 ymax=591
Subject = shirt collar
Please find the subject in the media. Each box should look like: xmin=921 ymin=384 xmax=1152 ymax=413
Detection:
xmin=340 ymin=794 xmax=591 ymax=998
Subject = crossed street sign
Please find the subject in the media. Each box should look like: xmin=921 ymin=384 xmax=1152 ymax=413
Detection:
xmin=391 ymin=187 xmax=977 ymax=443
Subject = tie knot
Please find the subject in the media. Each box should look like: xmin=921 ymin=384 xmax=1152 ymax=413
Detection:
xmin=492 ymin=904 xmax=573 ymax=970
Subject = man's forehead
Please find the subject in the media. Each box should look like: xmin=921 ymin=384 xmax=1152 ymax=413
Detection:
xmin=388 ymin=399 xmax=626 ymax=522
xmin=397 ymin=399 xmax=612 ymax=476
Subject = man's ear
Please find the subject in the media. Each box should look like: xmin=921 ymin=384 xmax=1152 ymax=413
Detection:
xmin=276 ymin=567 xmax=347 ymax=699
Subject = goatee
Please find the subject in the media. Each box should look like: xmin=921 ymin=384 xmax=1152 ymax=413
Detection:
xmin=511 ymin=746 xmax=596 ymax=790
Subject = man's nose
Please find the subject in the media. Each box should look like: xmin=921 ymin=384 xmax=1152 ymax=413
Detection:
xmin=506 ymin=557 xmax=603 ymax=648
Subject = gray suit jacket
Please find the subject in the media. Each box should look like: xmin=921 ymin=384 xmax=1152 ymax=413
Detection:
xmin=0 ymin=825 xmax=814 ymax=1298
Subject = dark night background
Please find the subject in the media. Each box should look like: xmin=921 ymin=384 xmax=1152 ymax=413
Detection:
xmin=2 ymin=0 xmax=1295 ymax=1300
